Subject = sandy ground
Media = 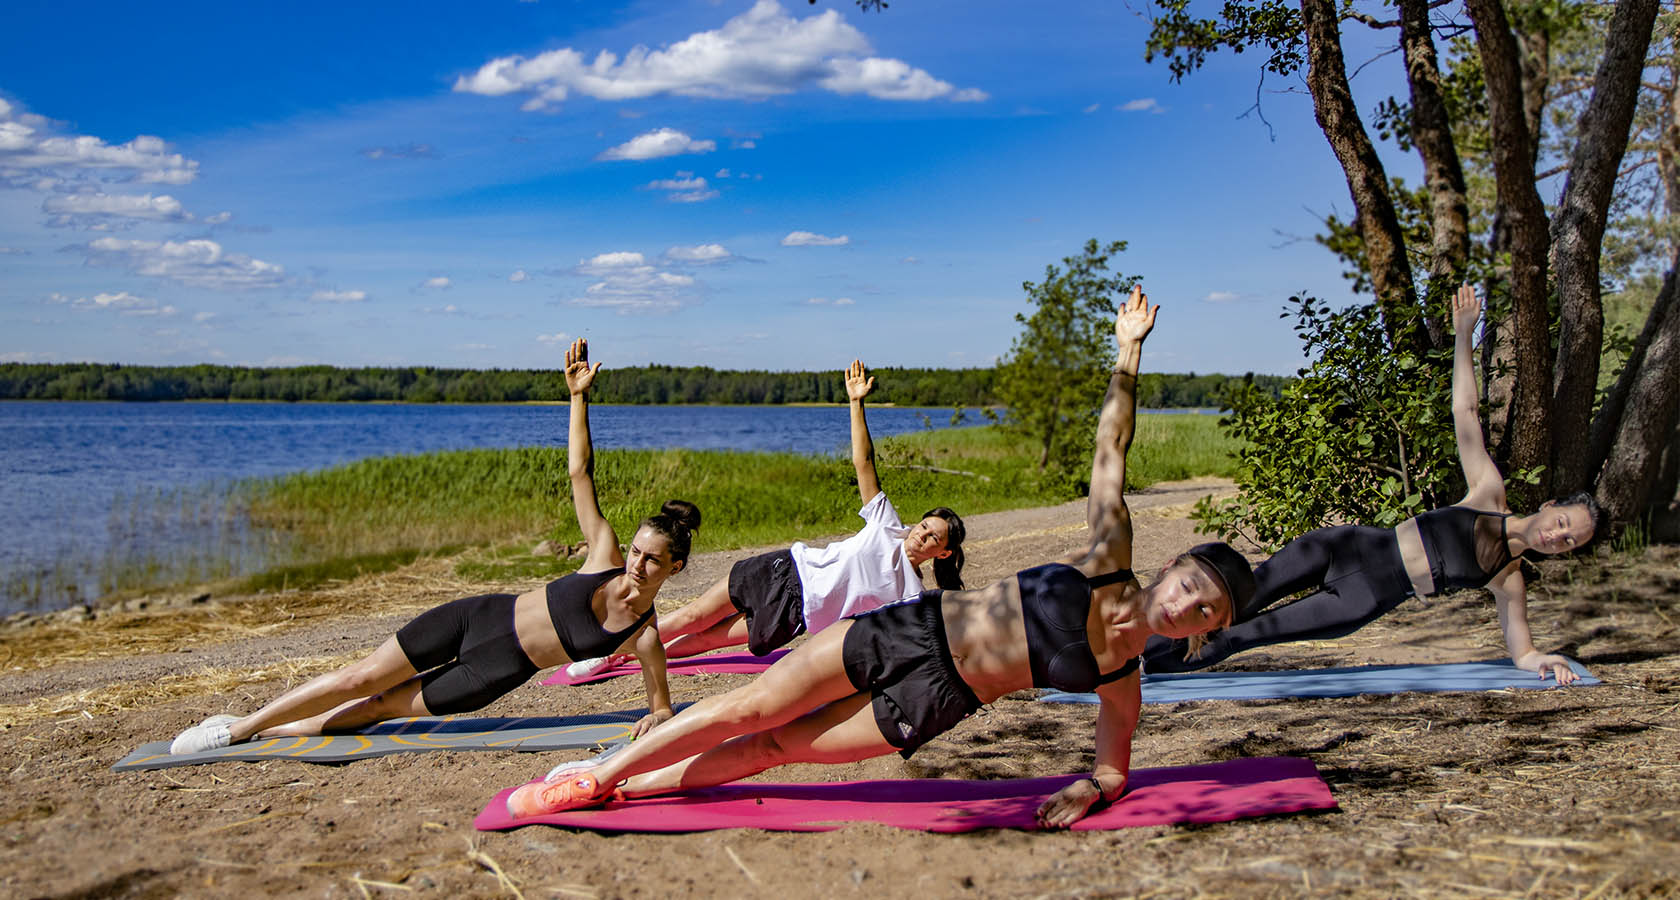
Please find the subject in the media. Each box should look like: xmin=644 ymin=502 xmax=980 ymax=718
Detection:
xmin=2 ymin=478 xmax=1678 ymax=899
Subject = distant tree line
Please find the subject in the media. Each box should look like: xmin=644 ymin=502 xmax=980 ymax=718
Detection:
xmin=0 ymin=362 xmax=1286 ymax=408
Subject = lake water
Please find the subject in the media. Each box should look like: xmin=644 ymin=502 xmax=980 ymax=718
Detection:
xmin=0 ymin=402 xmax=975 ymax=615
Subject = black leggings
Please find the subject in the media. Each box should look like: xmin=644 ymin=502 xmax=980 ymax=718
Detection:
xmin=1143 ymin=525 xmax=1411 ymax=673
xmin=395 ymin=593 xmax=541 ymax=714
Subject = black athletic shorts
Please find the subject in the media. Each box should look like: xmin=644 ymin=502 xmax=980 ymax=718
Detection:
xmin=841 ymin=590 xmax=982 ymax=758
xmin=395 ymin=592 xmax=540 ymax=715
xmin=728 ymin=548 xmax=807 ymax=656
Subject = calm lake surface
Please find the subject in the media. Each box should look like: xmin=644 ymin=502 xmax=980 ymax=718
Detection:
xmin=0 ymin=402 xmax=975 ymax=615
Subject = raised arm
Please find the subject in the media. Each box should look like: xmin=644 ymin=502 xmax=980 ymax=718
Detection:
xmin=1487 ymin=565 xmax=1579 ymax=684
xmin=564 ymin=338 xmax=622 ymax=570
xmin=845 ymin=359 xmax=883 ymax=504
xmin=1450 ymin=285 xmax=1504 ymax=503
xmin=1085 ymin=286 xmax=1157 ymax=565
xmin=1035 ymin=672 xmax=1141 ymax=828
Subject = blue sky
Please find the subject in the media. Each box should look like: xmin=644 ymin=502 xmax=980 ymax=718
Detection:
xmin=0 ymin=0 xmax=1414 ymax=375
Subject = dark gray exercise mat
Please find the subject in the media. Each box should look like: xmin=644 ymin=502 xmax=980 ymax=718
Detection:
xmin=115 ymin=712 xmax=640 ymax=771
xmin=1039 ymin=658 xmax=1601 ymax=705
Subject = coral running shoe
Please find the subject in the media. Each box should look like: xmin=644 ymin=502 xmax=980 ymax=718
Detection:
xmin=506 ymin=773 xmax=607 ymax=818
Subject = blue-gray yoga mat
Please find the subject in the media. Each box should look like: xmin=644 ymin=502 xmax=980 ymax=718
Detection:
xmin=115 ymin=712 xmax=642 ymax=771
xmin=1039 ymin=658 xmax=1600 ymax=705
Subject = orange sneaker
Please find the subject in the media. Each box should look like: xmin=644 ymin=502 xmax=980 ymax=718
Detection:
xmin=506 ymin=773 xmax=607 ymax=818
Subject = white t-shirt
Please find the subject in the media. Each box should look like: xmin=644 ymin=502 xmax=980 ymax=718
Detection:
xmin=791 ymin=491 xmax=925 ymax=634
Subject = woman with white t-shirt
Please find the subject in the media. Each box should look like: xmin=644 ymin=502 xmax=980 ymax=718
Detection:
xmin=566 ymin=360 xmax=966 ymax=678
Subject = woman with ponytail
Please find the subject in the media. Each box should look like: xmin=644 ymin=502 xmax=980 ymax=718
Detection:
xmin=169 ymin=338 xmax=698 ymax=754
xmin=567 ymin=360 xmax=967 ymax=677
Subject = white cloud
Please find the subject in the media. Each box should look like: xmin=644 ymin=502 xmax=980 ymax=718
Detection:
xmin=420 ymin=276 xmax=452 ymax=290
xmin=1204 ymin=290 xmax=1240 ymax=303
xmin=669 ymin=189 xmax=719 ymax=203
xmin=577 ymin=251 xmax=647 ymax=273
xmin=834 ymin=297 xmax=855 ymax=306
xmin=425 ymin=304 xmax=462 ymax=315
xmin=49 ymin=290 xmax=177 ymax=317
xmin=193 ymin=311 xmax=216 ymax=323
xmin=565 ymin=249 xmax=700 ymax=314
xmin=361 ymin=143 xmax=435 ymax=160
xmin=202 ymin=211 xmax=232 ymax=225
xmin=664 ymin=243 xmax=732 ymax=263
xmin=804 ymin=296 xmax=855 ymax=306
xmin=81 ymin=237 xmax=284 ymax=289
xmin=599 ymin=128 xmax=715 ymax=161
xmin=0 ymin=99 xmax=198 ymax=190
xmin=782 ymin=230 xmax=849 ymax=247
xmin=1119 ymin=98 xmax=1164 ymax=114
xmin=311 ymin=289 xmax=368 ymax=303
xmin=0 ymin=247 xmax=28 ymax=255
xmin=715 ymin=168 xmax=731 ymax=178
xmin=1083 ymin=103 xmax=1101 ymax=114
xmin=536 ymin=332 xmax=571 ymax=344
xmin=509 ymin=269 xmax=530 ymax=282
xmin=734 ymin=139 xmax=757 ymax=149
xmin=0 ymin=350 xmax=56 ymax=363
xmin=900 ymin=256 xmax=920 ymax=264
xmin=453 ymin=0 xmax=985 ymax=110
xmin=42 ymin=192 xmax=188 ymax=229
xmin=646 ymin=175 xmax=708 ymax=191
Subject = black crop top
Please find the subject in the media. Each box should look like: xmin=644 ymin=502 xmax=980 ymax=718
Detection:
xmin=1016 ymin=563 xmax=1141 ymax=693
xmin=546 ymin=567 xmax=654 ymax=661
xmin=1414 ymin=506 xmax=1513 ymax=592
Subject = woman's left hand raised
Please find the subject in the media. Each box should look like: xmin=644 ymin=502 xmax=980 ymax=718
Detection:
xmin=564 ymin=338 xmax=603 ymax=396
xmin=1034 ymin=779 xmax=1102 ymax=830
xmin=1114 ymin=285 xmax=1158 ymax=345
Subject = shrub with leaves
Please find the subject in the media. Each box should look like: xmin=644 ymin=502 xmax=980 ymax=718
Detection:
xmin=1193 ymin=295 xmax=1463 ymax=549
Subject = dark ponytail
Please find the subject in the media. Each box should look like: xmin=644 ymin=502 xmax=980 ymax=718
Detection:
xmin=642 ymin=499 xmax=701 ymax=563
xmin=922 ymin=506 xmax=967 ymax=590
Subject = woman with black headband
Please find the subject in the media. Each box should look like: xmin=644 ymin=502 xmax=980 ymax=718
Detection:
xmin=169 ymin=338 xmax=697 ymax=754
xmin=507 ymin=287 xmax=1255 ymax=829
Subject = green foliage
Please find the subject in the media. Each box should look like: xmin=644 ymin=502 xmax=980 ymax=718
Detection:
xmin=995 ymin=239 xmax=1134 ymax=485
xmin=1192 ymin=296 xmax=1461 ymax=549
xmin=1144 ymin=0 xmax=1306 ymax=83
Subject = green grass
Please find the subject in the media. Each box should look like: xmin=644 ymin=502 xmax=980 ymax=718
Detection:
xmin=239 ymin=416 xmax=1240 ymax=582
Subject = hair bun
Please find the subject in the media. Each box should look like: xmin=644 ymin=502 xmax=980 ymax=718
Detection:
xmin=661 ymin=499 xmax=702 ymax=532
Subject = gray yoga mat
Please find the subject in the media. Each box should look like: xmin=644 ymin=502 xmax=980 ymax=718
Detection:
xmin=1039 ymin=658 xmax=1600 ymax=705
xmin=115 ymin=712 xmax=644 ymax=771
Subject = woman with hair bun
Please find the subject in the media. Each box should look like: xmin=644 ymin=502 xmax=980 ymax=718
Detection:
xmin=565 ymin=359 xmax=967 ymax=678
xmin=169 ymin=338 xmax=697 ymax=754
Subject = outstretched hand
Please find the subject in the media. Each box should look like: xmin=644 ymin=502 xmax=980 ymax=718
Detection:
xmin=1114 ymin=285 xmax=1158 ymax=345
xmin=564 ymin=338 xmax=603 ymax=396
xmin=1451 ymin=283 xmax=1480 ymax=336
xmin=844 ymin=359 xmax=875 ymax=402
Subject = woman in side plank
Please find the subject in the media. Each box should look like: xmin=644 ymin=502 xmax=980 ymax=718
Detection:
xmin=170 ymin=338 xmax=694 ymax=754
xmin=1143 ymin=285 xmax=1598 ymax=683
xmin=509 ymin=286 xmax=1256 ymax=829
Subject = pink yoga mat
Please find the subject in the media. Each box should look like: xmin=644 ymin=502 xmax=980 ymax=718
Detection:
xmin=474 ymin=756 xmax=1334 ymax=833
xmin=543 ymin=649 xmax=791 ymax=686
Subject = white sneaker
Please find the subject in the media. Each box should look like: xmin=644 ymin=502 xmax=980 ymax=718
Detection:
xmin=564 ymin=656 xmax=613 ymax=679
xmin=544 ymin=743 xmax=626 ymax=782
xmin=199 ymin=714 xmax=241 ymax=729
xmin=170 ymin=720 xmax=234 ymax=755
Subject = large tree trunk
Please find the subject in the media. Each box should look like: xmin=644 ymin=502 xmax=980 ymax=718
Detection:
xmin=1466 ymin=0 xmax=1555 ymax=505
xmin=1550 ymin=0 xmax=1661 ymax=497
xmin=1398 ymin=0 xmax=1469 ymax=351
xmin=1300 ymin=0 xmax=1426 ymax=354
xmin=1597 ymin=261 xmax=1680 ymax=530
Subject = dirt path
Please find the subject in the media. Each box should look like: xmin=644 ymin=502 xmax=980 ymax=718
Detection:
xmin=3 ymin=481 xmax=1678 ymax=899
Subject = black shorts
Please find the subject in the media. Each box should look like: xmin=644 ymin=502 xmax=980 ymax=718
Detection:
xmin=728 ymin=548 xmax=807 ymax=656
xmin=395 ymin=593 xmax=540 ymax=715
xmin=841 ymin=591 xmax=982 ymax=758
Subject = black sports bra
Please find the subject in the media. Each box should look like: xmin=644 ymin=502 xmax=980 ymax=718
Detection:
xmin=546 ymin=568 xmax=654 ymax=661
xmin=1016 ymin=563 xmax=1140 ymax=693
xmin=1414 ymin=506 xmax=1513 ymax=592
